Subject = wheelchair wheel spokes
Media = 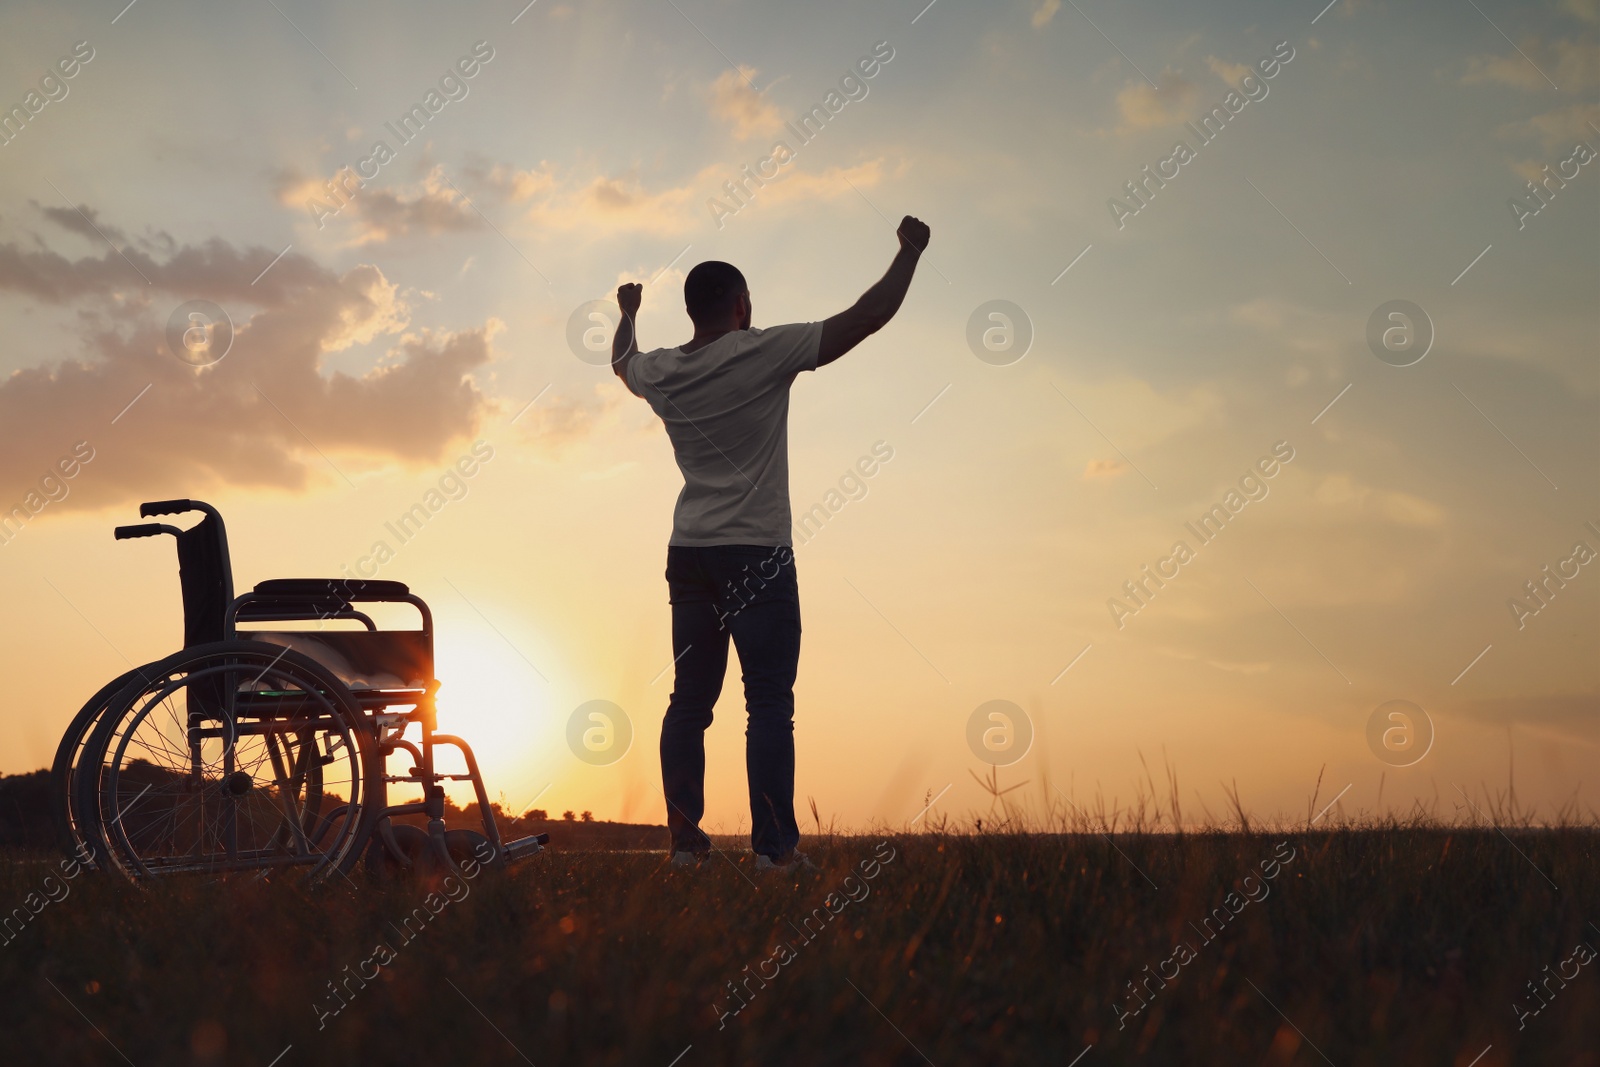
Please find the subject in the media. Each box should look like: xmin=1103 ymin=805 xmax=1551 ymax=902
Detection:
xmin=51 ymin=667 xmax=149 ymax=866
xmin=87 ymin=643 xmax=373 ymax=882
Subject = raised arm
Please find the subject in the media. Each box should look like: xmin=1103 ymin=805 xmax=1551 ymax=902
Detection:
xmin=611 ymin=282 xmax=643 ymax=386
xmin=817 ymin=215 xmax=929 ymax=368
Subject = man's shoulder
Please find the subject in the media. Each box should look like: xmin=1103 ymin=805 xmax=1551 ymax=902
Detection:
xmin=746 ymin=321 xmax=822 ymax=375
xmin=746 ymin=322 xmax=820 ymax=341
xmin=740 ymin=321 xmax=822 ymax=359
xmin=630 ymin=343 xmax=681 ymax=376
xmin=625 ymin=344 xmax=679 ymax=398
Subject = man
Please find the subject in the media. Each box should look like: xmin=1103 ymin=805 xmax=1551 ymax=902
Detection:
xmin=612 ymin=215 xmax=930 ymax=870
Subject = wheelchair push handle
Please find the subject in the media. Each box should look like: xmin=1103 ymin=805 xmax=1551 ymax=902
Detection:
xmin=139 ymin=498 xmax=194 ymax=517
xmin=115 ymin=523 xmax=178 ymax=540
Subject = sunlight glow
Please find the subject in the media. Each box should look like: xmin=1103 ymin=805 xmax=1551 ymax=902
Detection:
xmin=430 ymin=625 xmax=554 ymax=807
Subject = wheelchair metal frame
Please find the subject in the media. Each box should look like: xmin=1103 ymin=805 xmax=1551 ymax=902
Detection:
xmin=55 ymin=498 xmax=547 ymax=880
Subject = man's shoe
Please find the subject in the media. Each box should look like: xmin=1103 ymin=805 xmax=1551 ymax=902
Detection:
xmin=670 ymin=850 xmax=709 ymax=868
xmin=754 ymin=849 xmax=818 ymax=873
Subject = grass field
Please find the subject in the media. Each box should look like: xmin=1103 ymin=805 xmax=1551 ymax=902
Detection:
xmin=1 ymin=814 xmax=1596 ymax=1066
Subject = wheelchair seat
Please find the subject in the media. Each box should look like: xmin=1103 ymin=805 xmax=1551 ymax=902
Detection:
xmin=243 ymin=579 xmax=433 ymax=696
xmin=254 ymin=578 xmax=411 ymax=599
xmin=248 ymin=630 xmax=433 ymax=693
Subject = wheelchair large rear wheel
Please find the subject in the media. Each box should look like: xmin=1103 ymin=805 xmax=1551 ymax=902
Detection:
xmin=75 ymin=641 xmax=378 ymax=882
xmin=50 ymin=667 xmax=143 ymax=865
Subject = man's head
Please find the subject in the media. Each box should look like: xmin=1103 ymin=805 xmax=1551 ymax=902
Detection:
xmin=684 ymin=261 xmax=750 ymax=331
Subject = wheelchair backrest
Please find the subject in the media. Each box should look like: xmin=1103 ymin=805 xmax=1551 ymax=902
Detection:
xmin=174 ymin=511 xmax=234 ymax=648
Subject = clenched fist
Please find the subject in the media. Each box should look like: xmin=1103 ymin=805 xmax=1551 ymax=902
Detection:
xmin=897 ymin=215 xmax=930 ymax=255
xmin=617 ymin=282 xmax=643 ymax=317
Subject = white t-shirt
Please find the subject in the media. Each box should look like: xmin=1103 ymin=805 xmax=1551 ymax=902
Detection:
xmin=626 ymin=321 xmax=822 ymax=546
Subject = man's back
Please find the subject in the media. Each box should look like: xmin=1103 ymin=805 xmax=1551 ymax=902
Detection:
xmin=625 ymin=322 xmax=821 ymax=548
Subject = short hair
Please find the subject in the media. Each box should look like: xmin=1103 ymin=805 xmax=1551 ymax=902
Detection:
xmin=683 ymin=261 xmax=747 ymax=324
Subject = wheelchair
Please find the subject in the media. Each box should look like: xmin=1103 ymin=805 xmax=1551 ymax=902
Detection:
xmin=51 ymin=499 xmax=548 ymax=882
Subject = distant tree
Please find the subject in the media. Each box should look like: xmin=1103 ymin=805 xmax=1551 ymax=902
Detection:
xmin=527 ymin=809 xmax=549 ymax=822
xmin=580 ymin=811 xmax=594 ymax=822
xmin=562 ymin=810 xmax=576 ymax=821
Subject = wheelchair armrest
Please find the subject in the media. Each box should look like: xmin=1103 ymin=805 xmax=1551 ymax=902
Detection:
xmin=230 ymin=580 xmax=430 ymax=638
xmin=253 ymin=578 xmax=411 ymax=601
xmin=235 ymin=601 xmax=376 ymax=629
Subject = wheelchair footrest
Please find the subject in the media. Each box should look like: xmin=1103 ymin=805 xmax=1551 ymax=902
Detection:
xmin=502 ymin=833 xmax=549 ymax=862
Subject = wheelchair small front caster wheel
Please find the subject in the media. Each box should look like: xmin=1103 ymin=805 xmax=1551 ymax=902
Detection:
xmin=445 ymin=829 xmax=503 ymax=873
xmin=365 ymin=823 xmax=433 ymax=884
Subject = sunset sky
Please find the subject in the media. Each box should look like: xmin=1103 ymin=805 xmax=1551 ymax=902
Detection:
xmin=0 ymin=0 xmax=1594 ymax=831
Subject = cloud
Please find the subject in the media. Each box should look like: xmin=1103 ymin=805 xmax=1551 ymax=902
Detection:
xmin=1461 ymin=36 xmax=1598 ymax=93
xmin=1226 ymin=298 xmax=1352 ymax=362
xmin=1150 ymin=468 xmax=1455 ymax=613
xmin=1497 ymin=99 xmax=1600 ymax=152
xmin=1311 ymin=473 xmax=1446 ymax=528
xmin=1204 ymin=659 xmax=1272 ymax=675
xmin=0 ymin=210 xmax=502 ymax=512
xmin=1328 ymin=0 xmax=1377 ymax=18
xmin=1562 ymin=0 xmax=1598 ymax=23
xmin=1058 ymin=377 xmax=1225 ymax=459
xmin=514 ymin=384 xmax=628 ymax=454
xmin=1083 ymin=458 xmax=1128 ymax=480
xmin=0 ymin=227 xmax=324 ymax=306
xmin=525 ymin=169 xmax=712 ymax=237
xmin=1205 ymin=56 xmax=1252 ymax=89
xmin=457 ymin=158 xmax=715 ymax=236
xmin=707 ymin=66 xmax=783 ymax=140
xmin=453 ymin=142 xmax=889 ymax=241
xmin=1511 ymin=158 xmax=1552 ymax=184
xmin=320 ymin=263 xmax=411 ymax=352
xmin=1032 ymin=0 xmax=1061 ymax=29
xmin=1449 ymin=691 xmax=1599 ymax=742
xmin=1114 ymin=75 xmax=1199 ymax=132
xmin=468 ymin=161 xmax=559 ymax=203
xmin=741 ymin=158 xmax=885 ymax=209
xmin=343 ymin=176 xmax=483 ymax=246
xmin=276 ymin=167 xmax=483 ymax=246
xmin=477 ymin=153 xmax=884 ymax=238
xmin=34 ymin=203 xmax=128 ymax=247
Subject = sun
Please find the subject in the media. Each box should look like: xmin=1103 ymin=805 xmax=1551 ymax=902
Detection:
xmin=428 ymin=630 xmax=552 ymax=807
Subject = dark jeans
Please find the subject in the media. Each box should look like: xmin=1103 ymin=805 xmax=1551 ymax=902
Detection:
xmin=660 ymin=544 xmax=801 ymax=861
